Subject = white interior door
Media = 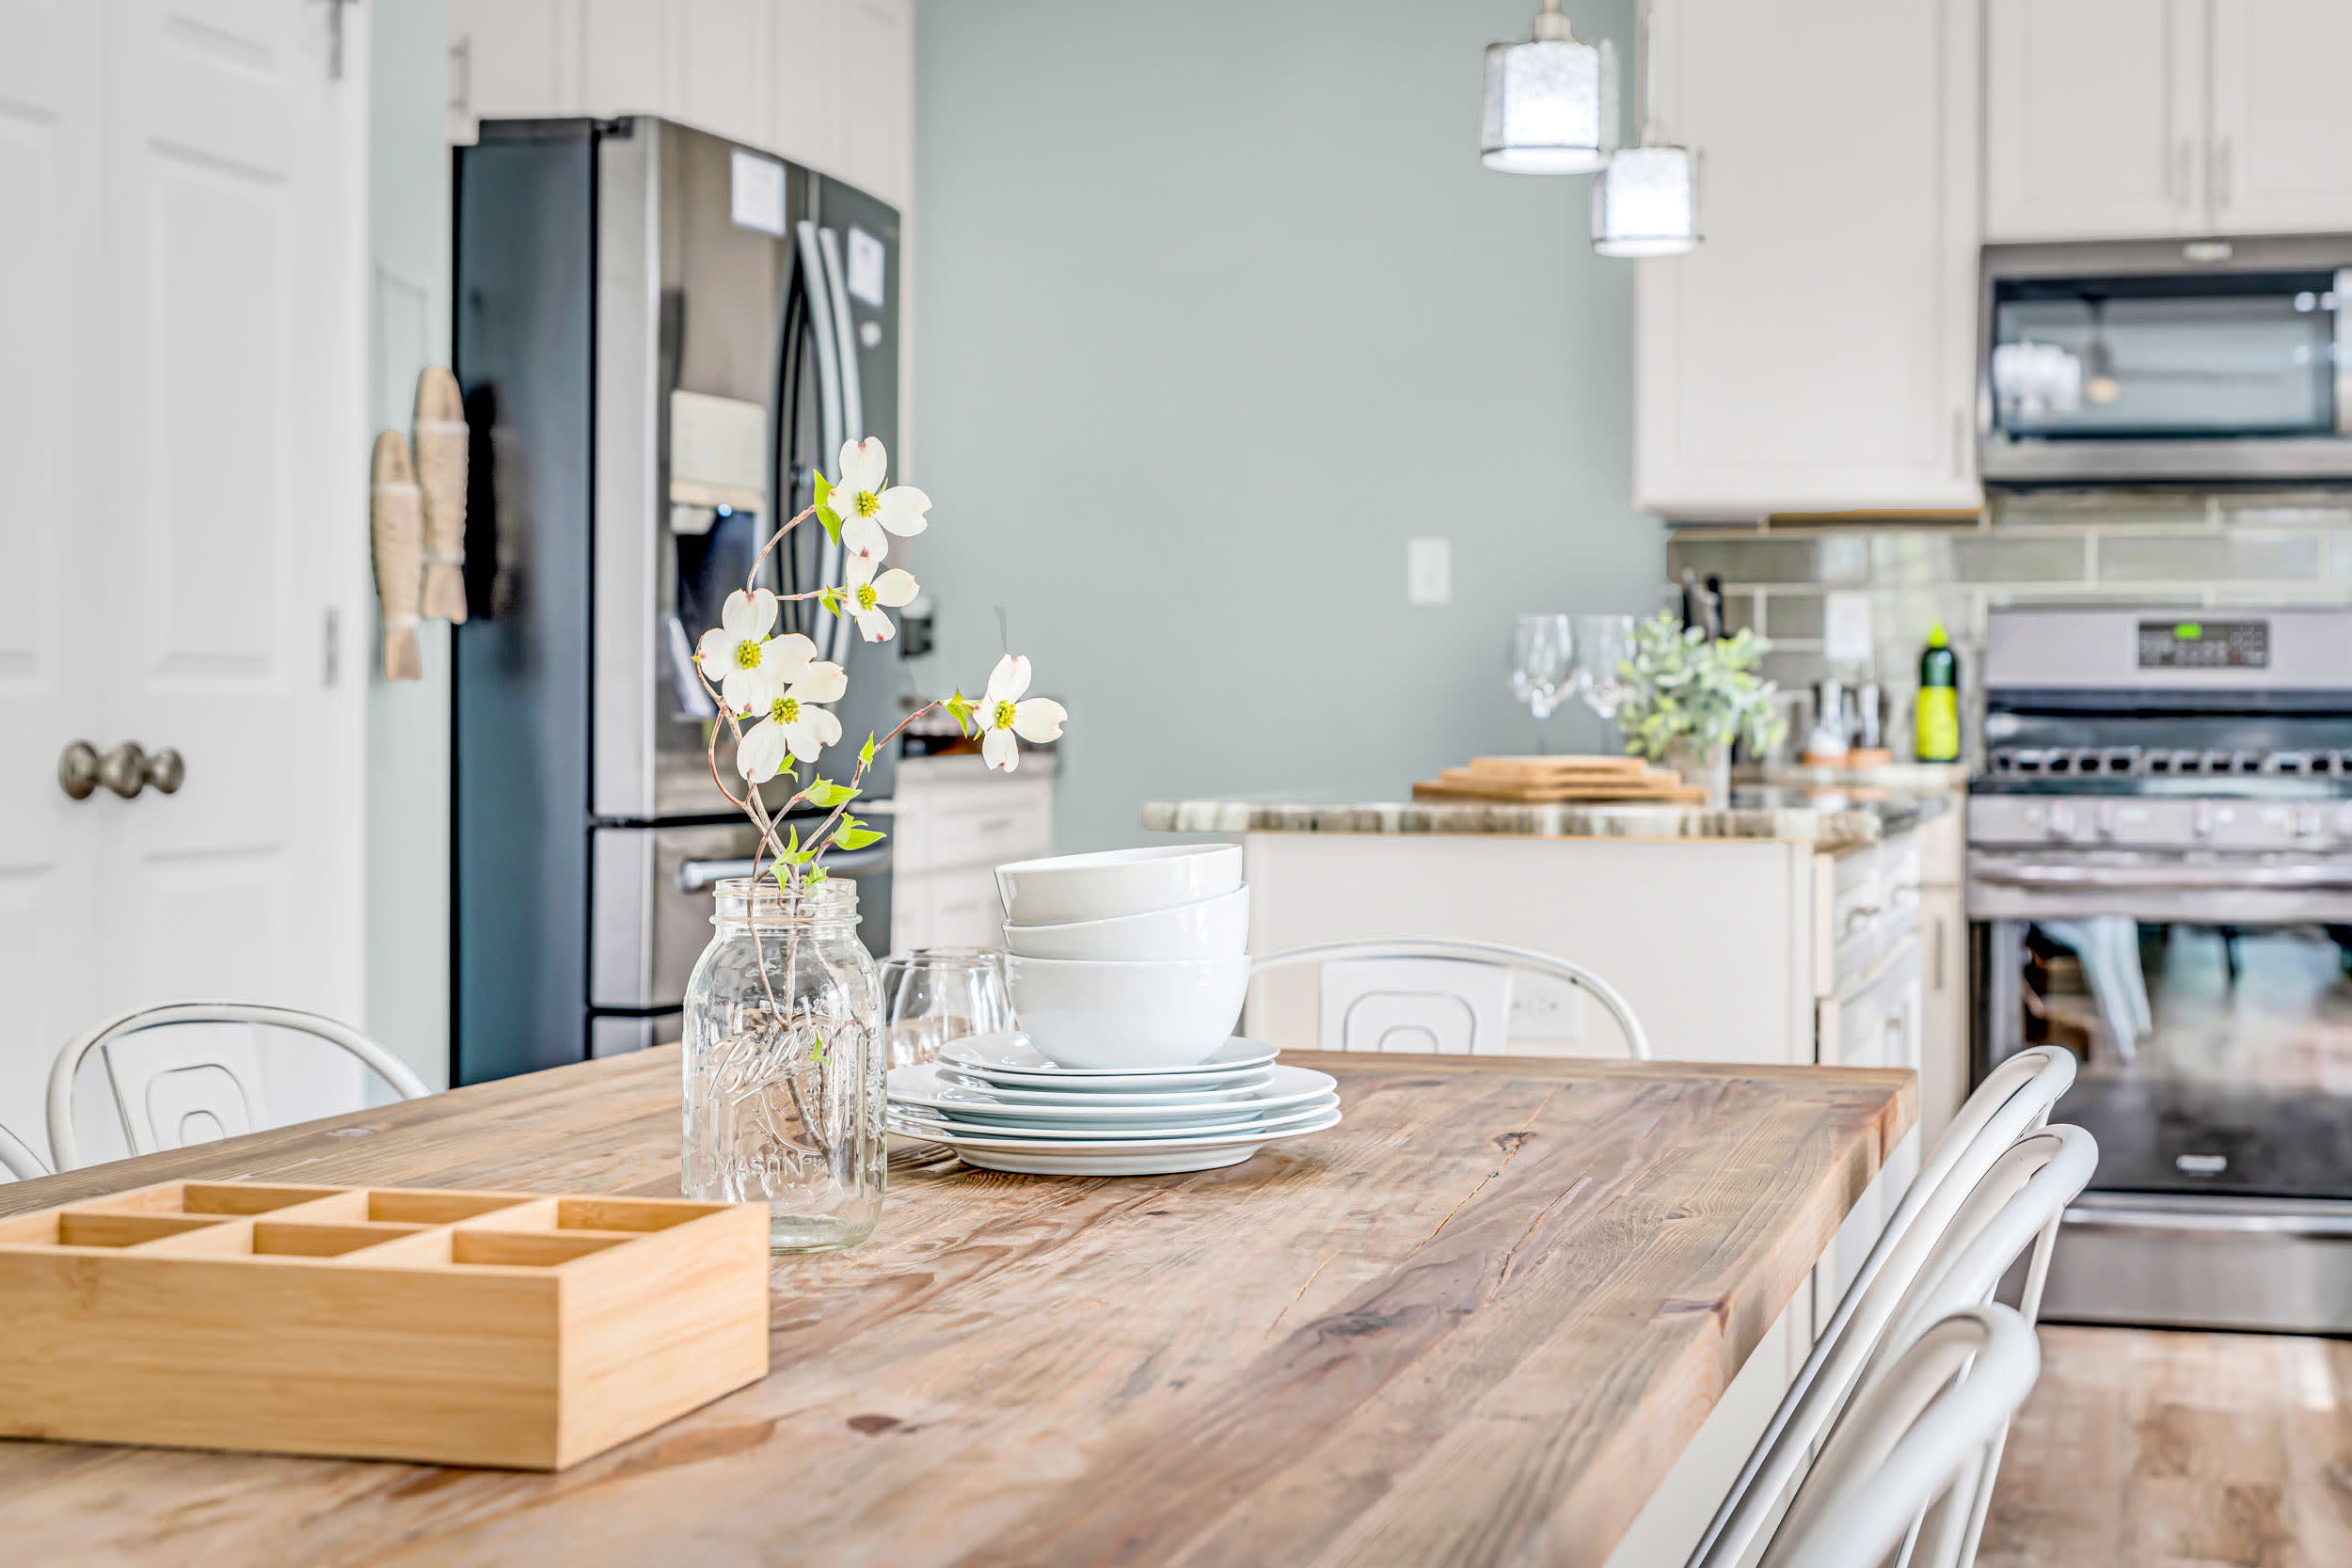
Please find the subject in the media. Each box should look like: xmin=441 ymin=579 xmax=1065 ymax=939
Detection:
xmin=0 ymin=0 xmax=367 ymax=1168
xmin=1983 ymin=0 xmax=2206 ymax=241
xmin=2208 ymin=0 xmax=2352 ymax=235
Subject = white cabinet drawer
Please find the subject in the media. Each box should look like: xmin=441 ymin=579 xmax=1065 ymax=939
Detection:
xmin=1819 ymin=842 xmax=1917 ymax=995
xmin=925 ymin=866 xmax=1008 ymax=948
xmin=891 ymin=769 xmax=1054 ymax=876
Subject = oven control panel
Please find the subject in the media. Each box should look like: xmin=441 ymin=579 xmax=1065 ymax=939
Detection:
xmin=2136 ymin=619 xmax=2270 ymax=669
xmin=1969 ymin=794 xmax=2352 ymax=849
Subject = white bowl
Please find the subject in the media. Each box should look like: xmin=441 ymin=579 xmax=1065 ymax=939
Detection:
xmin=1004 ymin=953 xmax=1252 ymax=1069
xmin=1001 ymin=886 xmax=1249 ymax=961
xmin=996 ymin=844 xmax=1243 ymax=927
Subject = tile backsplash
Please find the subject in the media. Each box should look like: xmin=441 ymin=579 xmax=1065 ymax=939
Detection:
xmin=1666 ymin=489 xmax=2352 ymax=764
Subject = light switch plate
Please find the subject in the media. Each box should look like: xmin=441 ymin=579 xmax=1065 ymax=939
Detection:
xmin=1406 ymin=537 xmax=1452 ymax=606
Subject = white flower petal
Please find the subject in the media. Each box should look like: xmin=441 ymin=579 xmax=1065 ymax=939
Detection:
xmin=873 ymin=567 xmax=919 ymax=607
xmin=983 ymin=727 xmax=1020 ymax=771
xmin=854 ymin=607 xmax=898 ymax=641
xmin=736 ymin=720 xmax=791 ymax=783
xmin=984 ymin=654 xmax=1032 ymax=704
xmin=721 ymin=663 xmax=785 ymax=715
xmin=841 ymin=513 xmax=889 ymax=561
xmin=695 ymin=626 xmax=733 ymax=669
xmin=789 ymin=660 xmax=848 ymax=703
xmin=1011 ymin=696 xmax=1067 ymax=743
xmin=843 ymin=554 xmax=878 ymax=589
xmin=811 ymin=706 xmax=843 ymax=746
xmin=876 ymin=485 xmax=930 ymax=537
xmin=721 ymin=588 xmax=777 ymax=639
xmin=838 ymin=437 xmax=886 ymax=495
xmin=766 ymin=632 xmax=816 ymax=680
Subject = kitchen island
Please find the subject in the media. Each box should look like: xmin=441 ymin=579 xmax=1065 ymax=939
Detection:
xmin=0 ymin=1046 xmax=1910 ymax=1568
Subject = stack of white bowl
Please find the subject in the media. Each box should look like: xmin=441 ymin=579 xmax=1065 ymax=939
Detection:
xmin=883 ymin=846 xmax=1340 ymax=1175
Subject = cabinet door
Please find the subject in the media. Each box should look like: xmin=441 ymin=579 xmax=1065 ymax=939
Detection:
xmin=1917 ymin=882 xmax=1969 ymax=1152
xmin=836 ymin=0 xmax=912 ymax=210
xmin=668 ymin=0 xmax=775 ymax=153
xmin=450 ymin=0 xmax=578 ymax=125
xmin=1633 ymin=0 xmax=1980 ymax=520
xmin=1983 ymin=0 xmax=2205 ymax=240
xmin=2209 ymin=0 xmax=2352 ymax=234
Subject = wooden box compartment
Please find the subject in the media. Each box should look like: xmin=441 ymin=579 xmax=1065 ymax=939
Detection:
xmin=0 ymin=1181 xmax=771 ymax=1470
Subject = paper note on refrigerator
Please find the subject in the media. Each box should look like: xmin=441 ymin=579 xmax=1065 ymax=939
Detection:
xmin=1825 ymin=592 xmax=1874 ymax=666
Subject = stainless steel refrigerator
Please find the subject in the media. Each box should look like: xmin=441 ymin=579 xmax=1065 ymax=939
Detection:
xmin=453 ymin=116 xmax=902 ymax=1085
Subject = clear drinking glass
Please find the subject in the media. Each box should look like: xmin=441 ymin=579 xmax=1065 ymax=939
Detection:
xmin=1573 ymin=614 xmax=1638 ymax=729
xmin=883 ymin=947 xmax=1013 ymax=1069
xmin=682 ymin=877 xmax=885 ymax=1253
xmin=1510 ymin=614 xmax=1576 ymax=751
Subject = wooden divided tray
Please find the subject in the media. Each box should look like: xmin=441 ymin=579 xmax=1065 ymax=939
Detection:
xmin=1412 ymin=753 xmax=1708 ymax=804
xmin=0 ymin=1180 xmax=770 ymax=1470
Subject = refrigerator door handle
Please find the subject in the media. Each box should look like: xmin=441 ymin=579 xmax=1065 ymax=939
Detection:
xmin=814 ymin=225 xmax=862 ymax=665
xmin=796 ymin=219 xmax=852 ymax=665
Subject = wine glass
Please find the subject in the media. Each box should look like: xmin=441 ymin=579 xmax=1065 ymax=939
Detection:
xmin=1573 ymin=614 xmax=1637 ymax=744
xmin=882 ymin=947 xmax=1013 ymax=1069
xmin=1509 ymin=614 xmax=1575 ymax=752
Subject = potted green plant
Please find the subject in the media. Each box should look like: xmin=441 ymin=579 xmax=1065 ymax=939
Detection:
xmin=1614 ymin=612 xmax=1784 ymax=807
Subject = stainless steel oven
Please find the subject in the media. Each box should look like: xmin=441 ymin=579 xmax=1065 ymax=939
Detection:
xmin=1971 ymin=605 xmax=2352 ymax=1334
xmin=1979 ymin=235 xmax=2352 ymax=486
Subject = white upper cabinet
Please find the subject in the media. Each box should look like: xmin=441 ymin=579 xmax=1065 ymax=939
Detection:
xmin=1986 ymin=0 xmax=2352 ymax=241
xmin=2207 ymin=0 xmax=2352 ymax=235
xmin=1983 ymin=0 xmax=2204 ymax=241
xmin=450 ymin=0 xmax=913 ymax=210
xmin=1633 ymin=0 xmax=1981 ymax=521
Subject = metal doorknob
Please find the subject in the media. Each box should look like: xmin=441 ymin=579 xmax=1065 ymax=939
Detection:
xmin=58 ymin=741 xmax=183 ymax=800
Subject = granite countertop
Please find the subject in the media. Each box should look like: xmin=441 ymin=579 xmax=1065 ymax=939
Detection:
xmin=1142 ymin=787 xmax=1952 ymax=851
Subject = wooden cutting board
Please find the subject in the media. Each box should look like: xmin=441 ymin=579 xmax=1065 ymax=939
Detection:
xmin=1412 ymin=753 xmax=1707 ymax=803
xmin=1465 ymin=754 xmax=1651 ymax=777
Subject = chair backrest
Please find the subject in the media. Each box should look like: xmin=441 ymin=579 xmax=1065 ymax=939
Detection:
xmin=1689 ymin=1046 xmax=2080 ymax=1568
xmin=0 ymin=1121 xmax=45 ymax=1183
xmin=1757 ymin=1306 xmax=2042 ymax=1568
xmin=1248 ymin=939 xmax=1651 ymax=1060
xmin=47 ymin=1002 xmax=430 ymax=1172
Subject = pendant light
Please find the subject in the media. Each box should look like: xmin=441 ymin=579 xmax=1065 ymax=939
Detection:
xmin=1591 ymin=0 xmax=1700 ymax=257
xmin=1481 ymin=0 xmax=1615 ymax=176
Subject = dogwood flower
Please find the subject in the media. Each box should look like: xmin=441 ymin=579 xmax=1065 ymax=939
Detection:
xmin=842 ymin=556 xmax=919 ymax=641
xmin=830 ymin=438 xmax=929 ymax=561
xmin=694 ymin=589 xmax=793 ymax=713
xmin=977 ymin=654 xmax=1066 ymax=772
xmin=737 ymin=656 xmax=849 ymax=783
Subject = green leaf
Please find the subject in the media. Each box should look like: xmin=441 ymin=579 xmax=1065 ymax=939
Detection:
xmin=786 ymin=823 xmax=801 ymax=856
xmin=803 ymin=864 xmax=828 ymax=887
xmin=811 ymin=1032 xmax=828 ymax=1064
xmin=858 ymin=731 xmax=878 ymax=768
xmin=834 ymin=825 xmax=884 ymax=851
xmin=817 ymin=502 xmax=842 ymax=546
xmin=812 ymin=471 xmax=832 ymax=508
xmin=803 ymin=779 xmax=860 ymax=808
xmin=946 ymin=691 xmax=975 ymax=736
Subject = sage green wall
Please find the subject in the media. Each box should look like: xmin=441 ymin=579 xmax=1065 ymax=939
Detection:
xmin=365 ymin=0 xmax=452 ymax=1090
xmin=909 ymin=0 xmax=1663 ymax=853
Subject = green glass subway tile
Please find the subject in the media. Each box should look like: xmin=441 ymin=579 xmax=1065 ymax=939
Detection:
xmin=2095 ymin=531 xmax=2323 ymax=582
xmin=1664 ymin=533 xmax=1869 ymax=586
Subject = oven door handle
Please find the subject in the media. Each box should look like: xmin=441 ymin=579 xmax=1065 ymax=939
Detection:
xmin=2064 ymin=1205 xmax=2352 ymax=1238
xmin=1974 ymin=862 xmax=2352 ymax=891
xmin=679 ymin=846 xmax=892 ymax=893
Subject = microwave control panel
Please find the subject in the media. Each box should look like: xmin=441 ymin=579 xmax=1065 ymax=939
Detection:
xmin=2137 ymin=619 xmax=2270 ymax=670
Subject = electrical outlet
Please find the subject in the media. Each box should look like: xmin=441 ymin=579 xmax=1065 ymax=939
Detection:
xmin=1406 ymin=537 xmax=1452 ymax=606
xmin=1508 ymin=974 xmax=1585 ymax=1042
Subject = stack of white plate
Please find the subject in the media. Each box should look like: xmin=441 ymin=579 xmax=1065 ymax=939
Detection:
xmin=887 ymin=1035 xmax=1340 ymax=1175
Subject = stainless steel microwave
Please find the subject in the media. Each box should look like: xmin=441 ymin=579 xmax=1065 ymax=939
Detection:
xmin=1979 ymin=235 xmax=2352 ymax=487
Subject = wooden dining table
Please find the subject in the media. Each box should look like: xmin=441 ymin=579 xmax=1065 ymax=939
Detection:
xmin=0 ymin=1046 xmax=1911 ymax=1567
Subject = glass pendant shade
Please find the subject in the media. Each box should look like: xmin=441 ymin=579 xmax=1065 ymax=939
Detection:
xmin=1481 ymin=33 xmax=1615 ymax=175
xmin=1592 ymin=145 xmax=1700 ymax=257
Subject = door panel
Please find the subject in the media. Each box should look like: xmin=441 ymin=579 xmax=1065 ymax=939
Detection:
xmin=1984 ymin=0 xmax=2203 ymax=241
xmin=2209 ymin=0 xmax=2352 ymax=235
xmin=0 ymin=1 xmax=365 ymax=1163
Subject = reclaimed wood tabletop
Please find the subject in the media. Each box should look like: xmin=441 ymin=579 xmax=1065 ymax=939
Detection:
xmin=0 ymin=1046 xmax=1912 ymax=1568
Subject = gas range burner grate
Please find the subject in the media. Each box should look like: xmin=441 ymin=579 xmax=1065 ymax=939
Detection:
xmin=1986 ymin=747 xmax=2352 ymax=779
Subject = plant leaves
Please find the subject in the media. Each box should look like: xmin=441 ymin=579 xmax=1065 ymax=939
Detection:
xmin=813 ymin=471 xmax=832 ymax=508
xmin=834 ymin=825 xmax=884 ymax=851
xmin=817 ymin=502 xmax=842 ymax=546
xmin=858 ymin=731 xmax=878 ymax=768
xmin=803 ymin=779 xmax=859 ymax=808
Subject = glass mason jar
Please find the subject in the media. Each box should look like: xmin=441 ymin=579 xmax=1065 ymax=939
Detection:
xmin=681 ymin=877 xmax=885 ymax=1252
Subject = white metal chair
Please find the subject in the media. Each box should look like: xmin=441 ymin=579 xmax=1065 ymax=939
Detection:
xmin=0 ymin=1122 xmax=45 ymax=1182
xmin=1756 ymin=1305 xmax=2042 ymax=1568
xmin=47 ymin=1002 xmax=431 ymax=1172
xmin=1248 ymin=939 xmax=1652 ymax=1059
xmin=1690 ymin=1045 xmax=2080 ymax=1568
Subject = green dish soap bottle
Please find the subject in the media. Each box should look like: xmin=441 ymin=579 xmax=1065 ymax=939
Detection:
xmin=1916 ymin=622 xmax=1960 ymax=763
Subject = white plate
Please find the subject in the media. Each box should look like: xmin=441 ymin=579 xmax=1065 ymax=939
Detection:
xmin=937 ymin=1034 xmax=1278 ymax=1089
xmin=889 ymin=1063 xmax=1336 ymax=1125
xmin=890 ymin=1097 xmax=1339 ymax=1143
xmin=936 ymin=1068 xmax=1277 ymax=1106
xmin=890 ymin=1107 xmax=1342 ymax=1176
